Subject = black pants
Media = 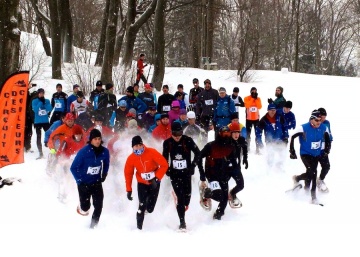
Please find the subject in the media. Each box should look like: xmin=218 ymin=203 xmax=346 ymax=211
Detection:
xmin=206 ymin=173 xmax=230 ymax=215
xmin=77 ymin=182 xmax=104 ymax=223
xmin=50 ymin=111 xmax=63 ymax=126
xmin=136 ymin=73 xmax=147 ymax=85
xmin=298 ymin=155 xmax=320 ymax=196
xmin=228 ymin=167 xmax=244 ymax=195
xmin=170 ymin=173 xmax=192 ymax=224
xmin=246 ymin=119 xmax=259 ymax=145
xmin=199 ymin=115 xmax=213 ymax=132
xmin=136 ymin=182 xmax=160 ymax=229
xmin=34 ymin=123 xmax=50 ymax=154
xmin=24 ymin=117 xmax=33 ymax=151
xmin=318 ymin=154 xmax=330 ymax=180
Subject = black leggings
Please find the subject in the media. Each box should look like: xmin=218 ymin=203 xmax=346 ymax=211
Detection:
xmin=298 ymin=155 xmax=320 ymax=194
xmin=228 ymin=167 xmax=244 ymax=195
xmin=34 ymin=123 xmax=50 ymax=153
xmin=77 ymin=182 xmax=104 ymax=223
xmin=245 ymin=119 xmax=259 ymax=142
xmin=136 ymin=182 xmax=161 ymax=228
xmin=318 ymin=154 xmax=330 ymax=180
xmin=207 ymin=178 xmax=229 ymax=215
xmin=170 ymin=174 xmax=192 ymax=224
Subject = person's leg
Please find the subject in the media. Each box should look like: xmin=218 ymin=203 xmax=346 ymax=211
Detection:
xmin=77 ymin=183 xmax=91 ymax=212
xmin=90 ymin=182 xmax=104 ymax=228
xmin=318 ymin=154 xmax=330 ymax=180
xmin=136 ymin=183 xmax=149 ymax=229
xmin=35 ymin=124 xmax=43 ymax=156
xmin=229 ymin=168 xmax=244 ymax=195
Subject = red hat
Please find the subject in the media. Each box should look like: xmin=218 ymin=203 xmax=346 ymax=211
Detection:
xmin=229 ymin=122 xmax=241 ymax=132
xmin=72 ymin=125 xmax=83 ymax=135
xmin=144 ymin=83 xmax=151 ymax=89
xmin=65 ymin=113 xmax=75 ymax=121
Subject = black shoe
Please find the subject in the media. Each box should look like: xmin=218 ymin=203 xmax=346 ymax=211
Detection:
xmin=213 ymin=211 xmax=224 ymax=220
xmin=36 ymin=153 xmax=44 ymax=160
xmin=137 ymin=220 xmax=143 ymax=230
xmin=90 ymin=219 xmax=98 ymax=229
xmin=179 ymin=222 xmax=186 ymax=230
xmin=204 ymin=188 xmax=212 ymax=198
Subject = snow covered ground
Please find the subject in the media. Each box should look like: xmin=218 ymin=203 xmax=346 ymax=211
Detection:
xmin=1 ymin=59 xmax=359 ymax=257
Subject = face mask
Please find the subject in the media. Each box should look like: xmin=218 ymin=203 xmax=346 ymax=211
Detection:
xmin=133 ymin=148 xmax=144 ymax=156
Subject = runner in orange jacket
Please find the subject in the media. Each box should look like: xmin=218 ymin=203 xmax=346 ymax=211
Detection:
xmin=124 ymin=135 xmax=168 ymax=230
xmin=47 ymin=113 xmax=76 ymax=150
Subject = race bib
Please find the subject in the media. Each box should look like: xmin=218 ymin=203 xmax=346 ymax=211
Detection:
xmin=107 ymin=103 xmax=112 ymax=107
xmin=141 ymin=171 xmax=155 ymax=180
xmin=87 ymin=166 xmax=101 ymax=175
xmin=172 ymin=160 xmax=187 ymax=169
xmin=163 ymin=105 xmax=171 ymax=112
xmin=38 ymin=109 xmax=47 ymax=116
xmin=250 ymin=107 xmax=258 ymax=112
xmin=205 ymin=99 xmax=213 ymax=105
xmin=55 ymin=102 xmax=62 ymax=108
xmin=209 ymin=181 xmax=221 ymax=190
xmin=311 ymin=141 xmax=321 ymax=150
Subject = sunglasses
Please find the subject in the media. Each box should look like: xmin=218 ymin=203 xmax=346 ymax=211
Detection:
xmin=314 ymin=119 xmax=321 ymax=122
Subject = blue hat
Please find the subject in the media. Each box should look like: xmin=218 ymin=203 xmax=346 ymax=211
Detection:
xmin=154 ymin=114 xmax=161 ymax=121
xmin=267 ymin=104 xmax=276 ymax=111
xmin=119 ymin=100 xmax=127 ymax=107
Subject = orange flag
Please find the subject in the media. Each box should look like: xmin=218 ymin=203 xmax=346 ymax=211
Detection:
xmin=0 ymin=71 xmax=29 ymax=168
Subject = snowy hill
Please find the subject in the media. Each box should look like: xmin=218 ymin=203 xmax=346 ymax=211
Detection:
xmin=1 ymin=52 xmax=360 ymax=256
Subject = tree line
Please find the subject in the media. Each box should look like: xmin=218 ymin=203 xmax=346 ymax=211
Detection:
xmin=1 ymin=0 xmax=359 ymax=91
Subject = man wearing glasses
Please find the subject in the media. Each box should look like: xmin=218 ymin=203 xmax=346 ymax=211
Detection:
xmin=289 ymin=109 xmax=331 ymax=205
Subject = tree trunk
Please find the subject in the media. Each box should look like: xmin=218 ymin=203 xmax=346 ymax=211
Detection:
xmin=293 ymin=0 xmax=300 ymax=72
xmin=59 ymin=0 xmax=73 ymax=63
xmin=113 ymin=2 xmax=125 ymax=66
xmin=36 ymin=16 xmax=52 ymax=56
xmin=48 ymin=0 xmax=62 ymax=79
xmin=0 ymin=0 xmax=21 ymax=87
xmin=121 ymin=0 xmax=157 ymax=68
xmin=191 ymin=5 xmax=201 ymax=68
xmin=206 ymin=0 xmax=215 ymax=61
xmin=151 ymin=0 xmax=166 ymax=91
xmin=101 ymin=0 xmax=119 ymax=85
xmin=95 ymin=0 xmax=111 ymax=67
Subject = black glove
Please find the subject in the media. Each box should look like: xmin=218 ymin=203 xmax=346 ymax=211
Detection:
xmin=44 ymin=142 xmax=48 ymax=147
xmin=188 ymin=165 xmax=195 ymax=175
xmin=268 ymin=98 xmax=273 ymax=104
xmin=251 ymin=92 xmax=258 ymax=99
xmin=101 ymin=173 xmax=107 ymax=182
xmin=127 ymin=191 xmax=133 ymax=201
xmin=150 ymin=178 xmax=159 ymax=189
xmin=243 ymin=158 xmax=248 ymax=169
xmin=290 ymin=150 xmax=297 ymax=159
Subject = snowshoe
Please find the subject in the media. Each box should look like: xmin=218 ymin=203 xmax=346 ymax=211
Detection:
xmin=178 ymin=222 xmax=187 ymax=233
xmin=317 ymin=178 xmax=329 ymax=193
xmin=228 ymin=193 xmax=242 ymax=208
xmin=199 ymin=181 xmax=212 ymax=211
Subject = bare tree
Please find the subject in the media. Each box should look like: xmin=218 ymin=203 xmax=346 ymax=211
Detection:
xmin=0 ymin=0 xmax=21 ymax=87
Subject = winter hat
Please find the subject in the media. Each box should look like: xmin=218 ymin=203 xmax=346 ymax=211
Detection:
xmin=171 ymin=121 xmax=182 ymax=131
xmin=187 ymin=111 xmax=196 ymax=119
xmin=94 ymin=115 xmax=104 ymax=122
xmin=77 ymin=91 xmax=84 ymax=98
xmin=219 ymin=87 xmax=226 ymax=93
xmin=204 ymin=79 xmax=211 ymax=85
xmin=144 ymin=83 xmax=152 ymax=89
xmin=162 ymin=85 xmax=169 ymax=89
xmin=284 ymin=101 xmax=293 ymax=109
xmin=161 ymin=113 xmax=169 ymax=119
xmin=128 ymin=119 xmax=138 ymax=129
xmin=267 ymin=104 xmax=276 ymax=111
xmin=154 ymin=114 xmax=162 ymax=121
xmin=174 ymin=91 xmax=183 ymax=98
xmin=89 ymin=128 xmax=102 ymax=141
xmin=126 ymin=108 xmax=137 ymax=118
xmin=233 ymin=87 xmax=239 ymax=93
xmin=56 ymin=83 xmax=62 ymax=88
xmin=310 ymin=109 xmax=322 ymax=120
xmin=73 ymin=84 xmax=80 ymax=90
xmin=276 ymin=86 xmax=284 ymax=94
xmin=177 ymin=84 xmax=184 ymax=89
xmin=106 ymin=83 xmax=113 ymax=90
xmin=171 ymin=100 xmax=180 ymax=108
xmin=250 ymin=87 xmax=257 ymax=92
xmin=96 ymin=80 xmax=102 ymax=87
xmin=148 ymin=105 xmax=156 ymax=111
xmin=37 ymin=88 xmax=45 ymax=94
xmin=65 ymin=113 xmax=75 ymax=121
xmin=119 ymin=100 xmax=127 ymax=107
xmin=72 ymin=125 xmax=83 ymax=135
xmin=318 ymin=107 xmax=327 ymax=116
xmin=230 ymin=112 xmax=239 ymax=120
xmin=193 ymin=78 xmax=199 ymax=83
xmin=126 ymin=86 xmax=134 ymax=94
xmin=131 ymin=135 xmax=143 ymax=147
xmin=228 ymin=122 xmax=241 ymax=132
xmin=179 ymin=109 xmax=187 ymax=115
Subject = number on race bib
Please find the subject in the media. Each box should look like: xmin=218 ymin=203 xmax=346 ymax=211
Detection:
xmin=141 ymin=171 xmax=155 ymax=180
xmin=38 ymin=109 xmax=47 ymax=116
xmin=209 ymin=181 xmax=221 ymax=190
xmin=55 ymin=102 xmax=62 ymax=108
xmin=163 ymin=105 xmax=171 ymax=112
xmin=172 ymin=160 xmax=187 ymax=169
xmin=87 ymin=166 xmax=101 ymax=175
xmin=205 ymin=99 xmax=213 ymax=106
xmin=250 ymin=107 xmax=257 ymax=112
xmin=311 ymin=141 xmax=321 ymax=150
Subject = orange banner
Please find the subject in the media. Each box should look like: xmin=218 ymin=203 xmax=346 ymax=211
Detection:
xmin=0 ymin=71 xmax=29 ymax=169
